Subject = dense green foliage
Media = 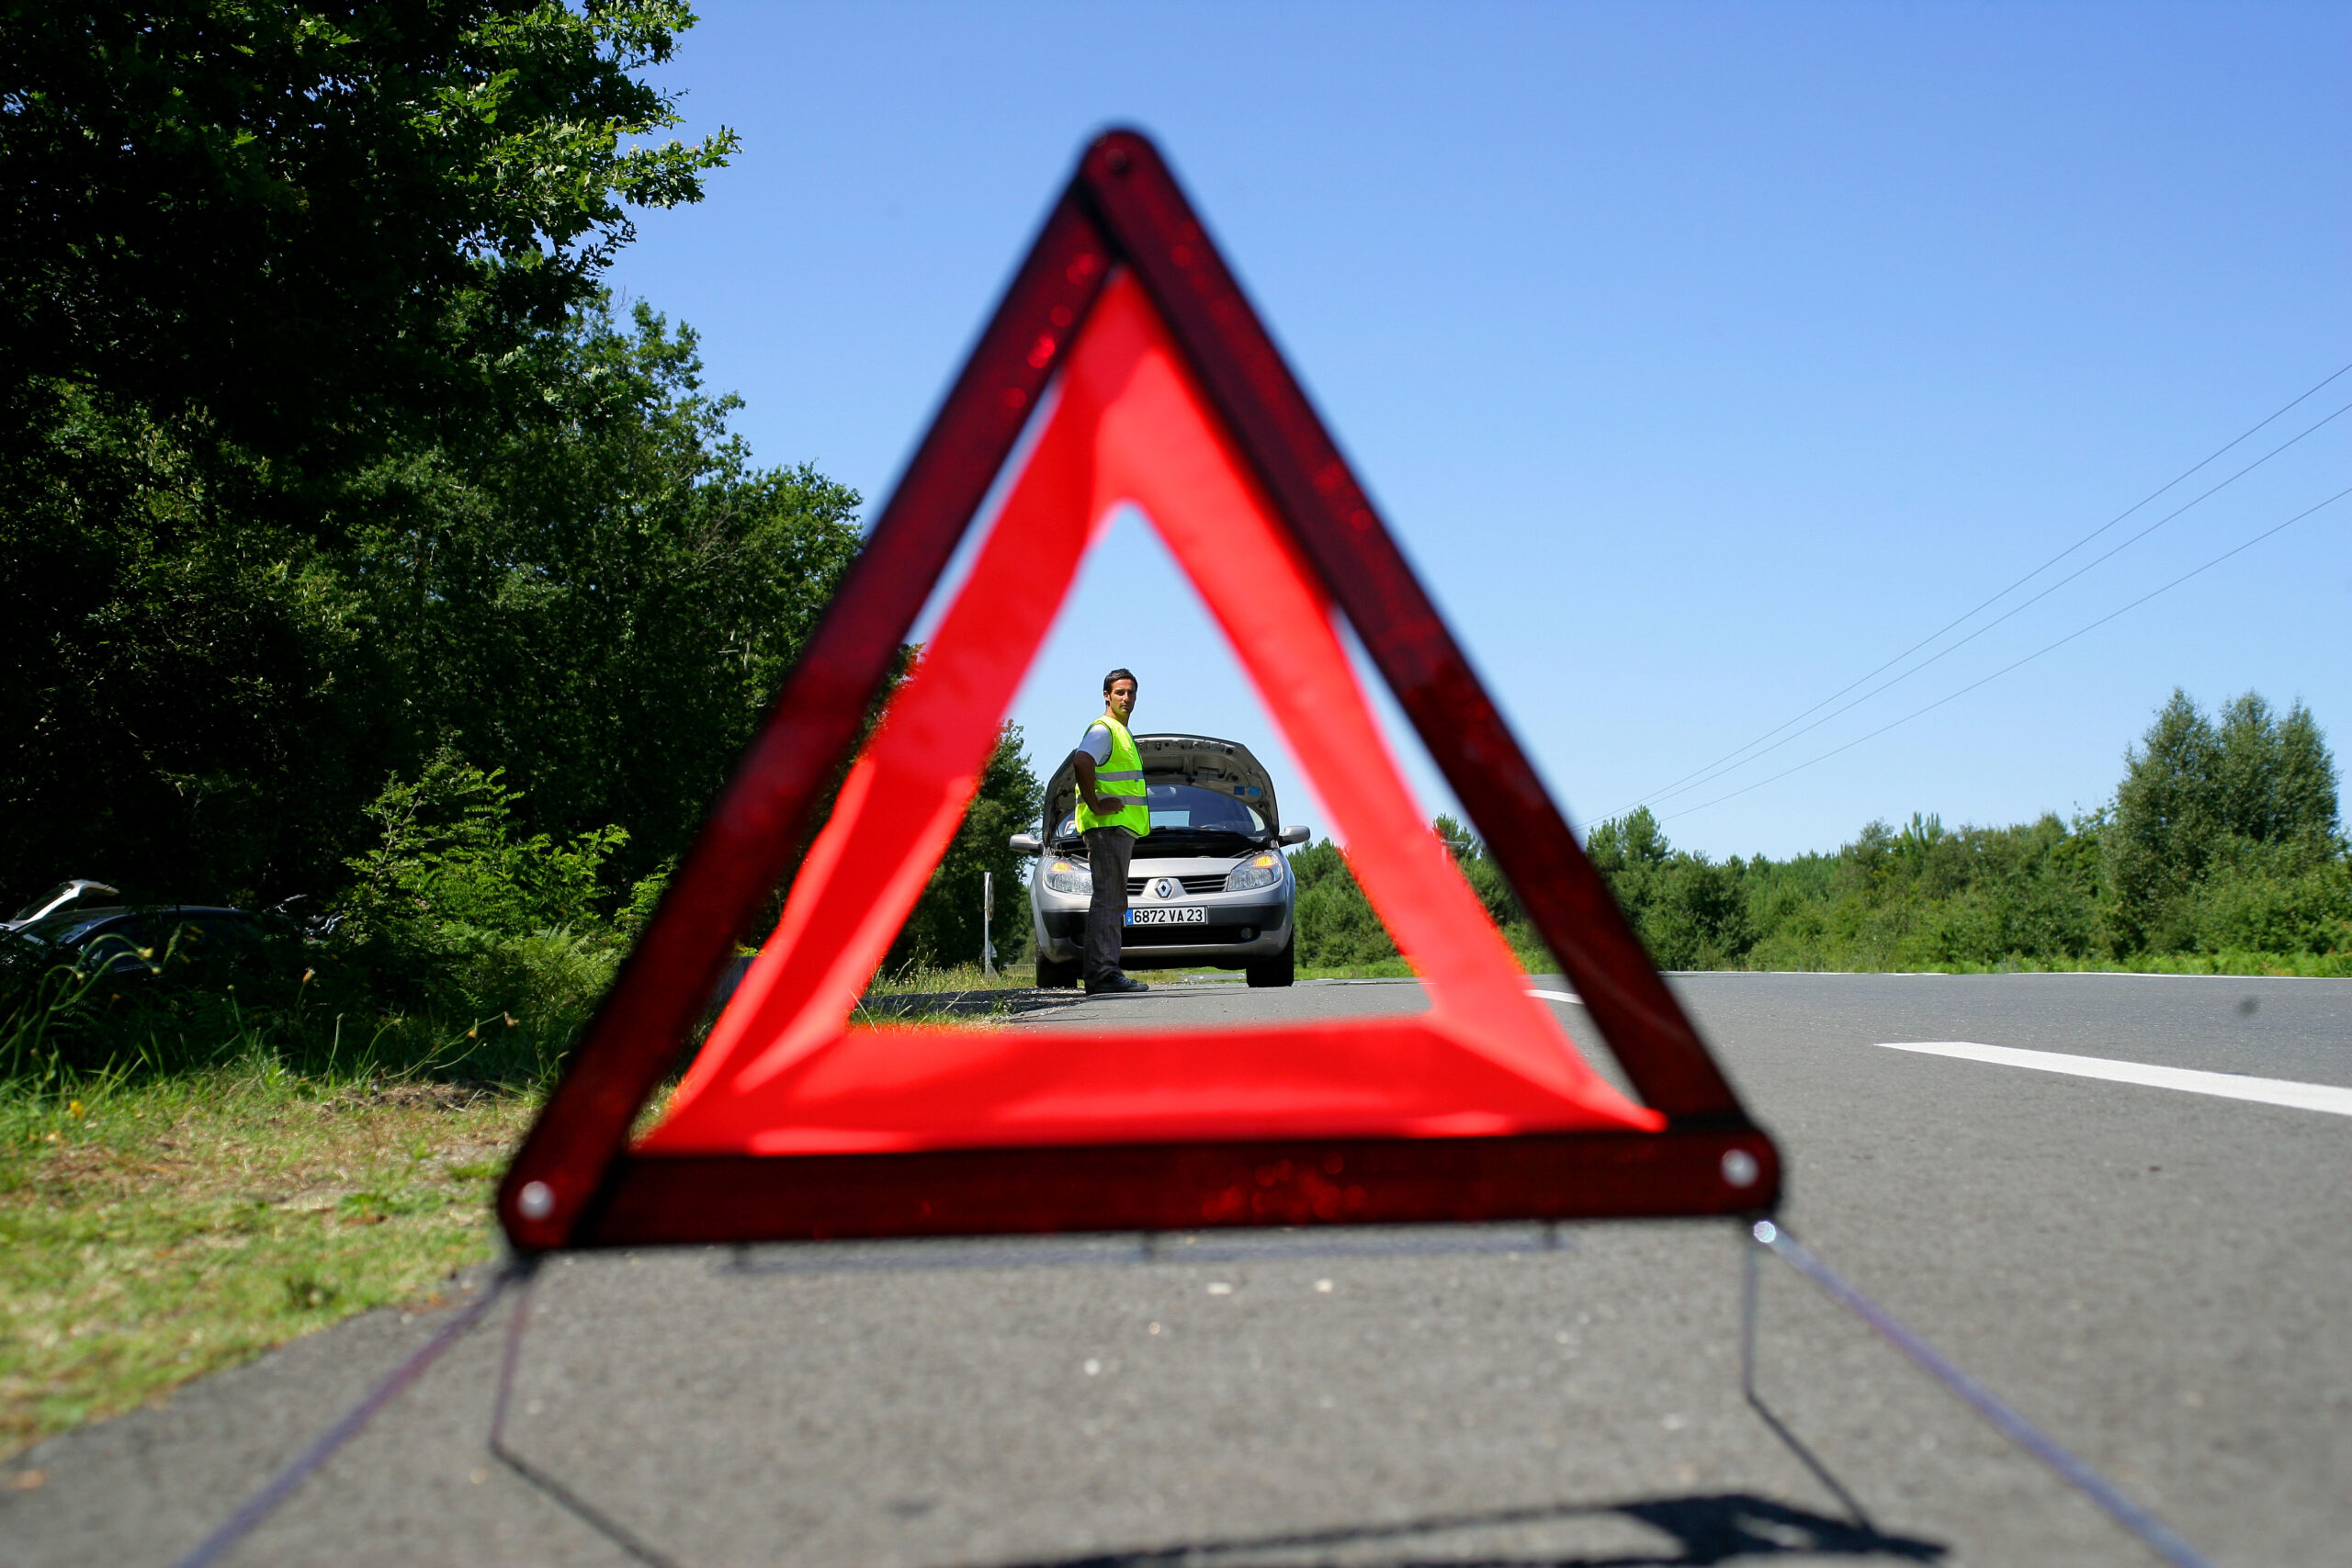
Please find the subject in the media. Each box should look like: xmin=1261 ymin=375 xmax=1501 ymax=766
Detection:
xmin=4 ymin=756 xmax=632 ymax=1093
xmin=883 ymin=725 xmax=1043 ymax=975
xmin=6 ymin=299 xmax=866 ymax=906
xmin=1 ymin=2 xmax=1026 ymax=1087
xmin=2103 ymin=692 xmax=2342 ymax=954
xmin=1289 ymin=840 xmax=1388 ymax=968
xmin=1 ymin=0 xmax=777 ymax=904
xmin=1288 ymin=692 xmax=2347 ymax=976
xmin=1 ymin=0 xmax=733 ymax=462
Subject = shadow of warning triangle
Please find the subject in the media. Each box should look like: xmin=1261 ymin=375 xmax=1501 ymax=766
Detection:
xmin=498 ymin=130 xmax=1779 ymax=1252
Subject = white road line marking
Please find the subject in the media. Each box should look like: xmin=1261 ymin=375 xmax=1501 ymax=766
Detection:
xmin=1877 ymin=1041 xmax=2352 ymax=1118
xmin=1526 ymin=989 xmax=1583 ymax=1005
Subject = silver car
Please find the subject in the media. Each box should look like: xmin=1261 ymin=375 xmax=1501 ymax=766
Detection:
xmin=1012 ymin=734 xmax=1309 ymax=988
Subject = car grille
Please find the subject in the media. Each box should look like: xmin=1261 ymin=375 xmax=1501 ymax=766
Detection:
xmin=1125 ymin=874 xmax=1230 ymax=896
xmin=1122 ymin=923 xmax=1256 ymax=947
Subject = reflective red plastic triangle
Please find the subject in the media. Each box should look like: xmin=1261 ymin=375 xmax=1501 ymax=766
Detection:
xmin=499 ymin=130 xmax=1777 ymax=1251
xmin=645 ymin=273 xmax=1659 ymax=1156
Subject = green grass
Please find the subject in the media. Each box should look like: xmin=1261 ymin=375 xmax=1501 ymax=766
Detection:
xmin=0 ymin=1066 xmax=532 ymax=1461
xmin=862 ymin=961 xmax=1038 ymax=995
xmin=0 ymin=949 xmax=1066 ymax=1463
xmin=1294 ymin=958 xmax=1419 ymax=981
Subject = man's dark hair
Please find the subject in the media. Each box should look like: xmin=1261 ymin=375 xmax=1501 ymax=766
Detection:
xmin=1103 ymin=668 xmax=1137 ymax=694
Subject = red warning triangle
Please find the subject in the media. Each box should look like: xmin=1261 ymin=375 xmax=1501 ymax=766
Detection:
xmin=499 ymin=130 xmax=1777 ymax=1251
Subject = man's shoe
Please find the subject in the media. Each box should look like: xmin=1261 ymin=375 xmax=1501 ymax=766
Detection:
xmin=1084 ymin=972 xmax=1151 ymax=995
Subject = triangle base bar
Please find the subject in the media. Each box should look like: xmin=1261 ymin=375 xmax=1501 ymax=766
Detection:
xmin=573 ymin=1131 xmax=1780 ymax=1247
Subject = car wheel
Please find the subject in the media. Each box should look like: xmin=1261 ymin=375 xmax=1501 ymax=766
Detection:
xmin=1245 ymin=937 xmax=1295 ymax=988
xmin=1035 ymin=953 xmax=1082 ymax=989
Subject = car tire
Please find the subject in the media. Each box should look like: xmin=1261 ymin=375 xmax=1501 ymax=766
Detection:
xmin=1035 ymin=953 xmax=1082 ymax=989
xmin=1245 ymin=937 xmax=1295 ymax=988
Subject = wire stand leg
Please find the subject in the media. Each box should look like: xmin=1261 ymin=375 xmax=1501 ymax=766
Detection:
xmin=484 ymin=1264 xmax=681 ymax=1568
xmin=1736 ymin=1224 xmax=1876 ymax=1530
xmin=1741 ymin=1225 xmax=1759 ymax=1403
xmin=171 ymin=1262 xmax=523 ymax=1568
xmin=1752 ymin=1220 xmax=2215 ymax=1568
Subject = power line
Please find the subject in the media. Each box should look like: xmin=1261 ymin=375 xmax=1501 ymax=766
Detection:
xmin=1635 ymin=396 xmax=2351 ymax=812
xmin=1654 ymin=484 xmax=2352 ymax=824
xmin=1616 ymin=361 xmax=2352 ymax=816
xmin=1625 ymin=364 xmax=2352 ymax=812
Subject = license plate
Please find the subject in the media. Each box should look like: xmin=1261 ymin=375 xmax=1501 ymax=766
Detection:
xmin=1124 ymin=907 xmax=1206 ymax=926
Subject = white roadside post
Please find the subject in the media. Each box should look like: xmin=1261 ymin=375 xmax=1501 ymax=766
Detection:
xmin=982 ymin=871 xmax=996 ymax=977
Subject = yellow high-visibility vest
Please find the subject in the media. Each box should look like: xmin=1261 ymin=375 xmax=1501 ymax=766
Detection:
xmin=1075 ymin=716 xmax=1148 ymax=834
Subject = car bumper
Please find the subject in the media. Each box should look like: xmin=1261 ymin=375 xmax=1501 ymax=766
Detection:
xmin=1035 ymin=900 xmax=1291 ymax=968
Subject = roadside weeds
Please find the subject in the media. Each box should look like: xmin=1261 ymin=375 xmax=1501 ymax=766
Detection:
xmin=1 ymin=1075 xmax=535 ymax=1461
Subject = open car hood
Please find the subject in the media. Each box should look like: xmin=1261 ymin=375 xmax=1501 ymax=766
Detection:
xmin=1044 ymin=732 xmax=1278 ymax=845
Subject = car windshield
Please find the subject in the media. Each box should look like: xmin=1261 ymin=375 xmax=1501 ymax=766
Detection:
xmin=9 ymin=883 xmax=75 ymax=924
xmin=18 ymin=913 xmax=126 ymax=945
xmin=1055 ymin=783 xmax=1265 ymax=841
xmin=1142 ymin=784 xmax=1264 ymax=834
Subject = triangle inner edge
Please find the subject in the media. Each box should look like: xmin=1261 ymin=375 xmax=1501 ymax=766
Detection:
xmin=642 ymin=273 xmax=1659 ymax=1156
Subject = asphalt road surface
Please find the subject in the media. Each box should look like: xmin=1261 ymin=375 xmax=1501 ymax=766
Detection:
xmin=5 ymin=973 xmax=2346 ymax=1567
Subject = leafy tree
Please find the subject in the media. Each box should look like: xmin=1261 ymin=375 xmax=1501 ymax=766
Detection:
xmin=1584 ymin=807 xmax=1753 ymax=969
xmin=345 ymin=299 xmax=865 ymax=883
xmin=1289 ymin=838 xmax=1397 ymax=968
xmin=0 ymin=1 xmax=779 ymax=909
xmin=1433 ymin=813 xmax=1526 ymax=928
xmin=1 ymin=0 xmax=735 ymax=466
xmin=886 ymin=725 xmax=1041 ymax=973
xmin=0 ymin=393 xmax=384 ymax=905
xmin=2108 ymin=690 xmax=2342 ymax=951
xmin=1584 ymin=806 xmax=1673 ymax=875
xmin=1288 ymin=818 xmax=1544 ymax=970
xmin=0 ymin=299 xmax=865 ymax=906
xmin=2105 ymin=691 xmax=2221 ymax=950
xmin=2211 ymin=694 xmax=2337 ymax=847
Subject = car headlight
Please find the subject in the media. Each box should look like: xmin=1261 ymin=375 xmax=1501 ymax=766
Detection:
xmin=1043 ymin=859 xmax=1093 ymax=896
xmin=1224 ymin=852 xmax=1283 ymax=893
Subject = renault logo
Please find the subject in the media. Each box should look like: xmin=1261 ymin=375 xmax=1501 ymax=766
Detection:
xmin=1154 ymin=878 xmax=1177 ymax=900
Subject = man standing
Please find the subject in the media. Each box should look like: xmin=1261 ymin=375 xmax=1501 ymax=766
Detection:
xmin=1072 ymin=668 xmax=1150 ymax=995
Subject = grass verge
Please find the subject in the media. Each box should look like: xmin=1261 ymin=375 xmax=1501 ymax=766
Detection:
xmin=0 ymin=975 xmax=1020 ymax=1464
xmin=0 ymin=1068 xmax=534 ymax=1462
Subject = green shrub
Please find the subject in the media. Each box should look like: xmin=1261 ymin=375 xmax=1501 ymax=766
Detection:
xmin=1290 ymin=840 xmax=1399 ymax=967
xmin=339 ymin=753 xmax=632 ymax=948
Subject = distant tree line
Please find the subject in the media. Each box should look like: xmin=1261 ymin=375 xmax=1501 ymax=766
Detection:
xmin=1289 ymin=692 xmax=2349 ymax=976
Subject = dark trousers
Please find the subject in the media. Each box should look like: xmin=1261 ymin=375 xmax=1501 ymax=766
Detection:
xmin=1081 ymin=828 xmax=1136 ymax=983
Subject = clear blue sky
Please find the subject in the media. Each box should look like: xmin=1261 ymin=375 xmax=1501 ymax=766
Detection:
xmin=607 ymin=2 xmax=2348 ymax=859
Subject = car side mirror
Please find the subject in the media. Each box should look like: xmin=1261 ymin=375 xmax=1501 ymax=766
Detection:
xmin=1008 ymin=832 xmax=1043 ymax=855
xmin=1277 ymin=825 xmax=1310 ymax=847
